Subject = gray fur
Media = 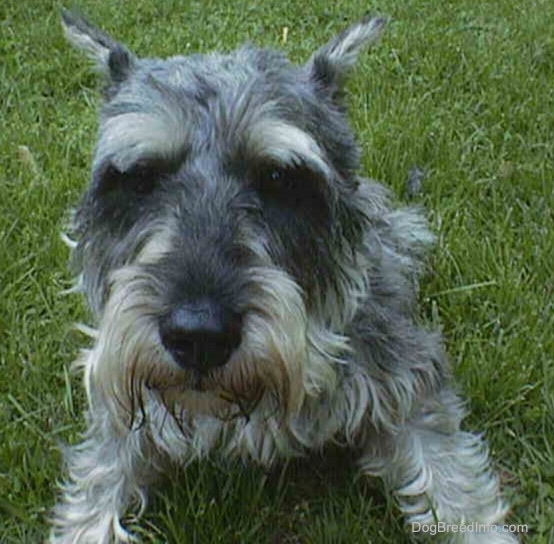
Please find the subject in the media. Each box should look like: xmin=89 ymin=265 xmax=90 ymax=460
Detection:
xmin=51 ymin=11 xmax=516 ymax=543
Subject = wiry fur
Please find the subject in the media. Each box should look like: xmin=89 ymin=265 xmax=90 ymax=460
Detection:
xmin=51 ymin=11 xmax=517 ymax=543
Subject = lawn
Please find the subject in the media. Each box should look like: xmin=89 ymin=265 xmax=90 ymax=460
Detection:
xmin=1 ymin=0 xmax=553 ymax=542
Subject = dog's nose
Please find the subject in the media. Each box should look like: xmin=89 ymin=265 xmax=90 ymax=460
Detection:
xmin=159 ymin=300 xmax=242 ymax=372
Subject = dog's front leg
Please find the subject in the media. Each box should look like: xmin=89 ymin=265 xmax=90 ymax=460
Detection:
xmin=49 ymin=408 xmax=157 ymax=544
xmin=359 ymin=387 xmax=517 ymax=543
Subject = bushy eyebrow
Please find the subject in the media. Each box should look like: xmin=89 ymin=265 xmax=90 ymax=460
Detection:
xmin=94 ymin=110 xmax=190 ymax=173
xmin=242 ymin=118 xmax=331 ymax=178
xmin=94 ymin=75 xmax=193 ymax=172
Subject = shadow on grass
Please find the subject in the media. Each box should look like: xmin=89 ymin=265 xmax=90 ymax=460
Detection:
xmin=131 ymin=446 xmax=405 ymax=544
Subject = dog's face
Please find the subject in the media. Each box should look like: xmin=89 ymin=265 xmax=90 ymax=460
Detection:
xmin=63 ymin=12 xmax=386 ymax=426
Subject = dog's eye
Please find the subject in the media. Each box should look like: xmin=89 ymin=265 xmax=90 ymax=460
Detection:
xmin=267 ymin=167 xmax=293 ymax=186
xmin=255 ymin=164 xmax=320 ymax=204
xmin=99 ymin=163 xmax=156 ymax=196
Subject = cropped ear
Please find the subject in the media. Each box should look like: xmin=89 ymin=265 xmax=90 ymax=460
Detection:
xmin=61 ymin=9 xmax=136 ymax=86
xmin=306 ymin=16 xmax=387 ymax=95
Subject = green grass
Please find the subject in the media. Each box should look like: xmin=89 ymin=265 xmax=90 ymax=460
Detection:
xmin=1 ymin=0 xmax=553 ymax=542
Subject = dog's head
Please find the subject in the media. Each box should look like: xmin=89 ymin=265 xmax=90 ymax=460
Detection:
xmin=62 ymin=11 xmax=387 ymax=427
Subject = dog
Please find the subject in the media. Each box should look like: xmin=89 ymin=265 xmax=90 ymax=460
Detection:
xmin=51 ymin=10 xmax=517 ymax=543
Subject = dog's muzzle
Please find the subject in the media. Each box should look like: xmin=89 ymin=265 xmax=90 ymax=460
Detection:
xmin=159 ymin=299 xmax=242 ymax=372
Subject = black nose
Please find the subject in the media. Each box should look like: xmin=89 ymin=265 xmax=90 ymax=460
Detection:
xmin=159 ymin=300 xmax=242 ymax=372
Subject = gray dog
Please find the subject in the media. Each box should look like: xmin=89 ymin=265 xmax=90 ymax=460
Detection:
xmin=51 ymin=11 xmax=516 ymax=543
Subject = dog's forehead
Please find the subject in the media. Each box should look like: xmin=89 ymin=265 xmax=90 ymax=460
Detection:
xmin=112 ymin=45 xmax=303 ymax=116
xmin=153 ymin=46 xmax=294 ymax=90
xmin=96 ymin=46 xmax=330 ymax=174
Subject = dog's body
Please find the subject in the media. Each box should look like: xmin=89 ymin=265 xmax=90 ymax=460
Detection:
xmin=51 ymin=12 xmax=516 ymax=543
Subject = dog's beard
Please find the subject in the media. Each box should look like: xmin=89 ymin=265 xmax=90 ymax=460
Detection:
xmin=78 ymin=275 xmax=268 ymax=427
xmin=78 ymin=261 xmax=349 ymax=431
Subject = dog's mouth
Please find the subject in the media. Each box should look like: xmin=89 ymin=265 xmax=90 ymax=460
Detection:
xmin=146 ymin=369 xmax=264 ymax=422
